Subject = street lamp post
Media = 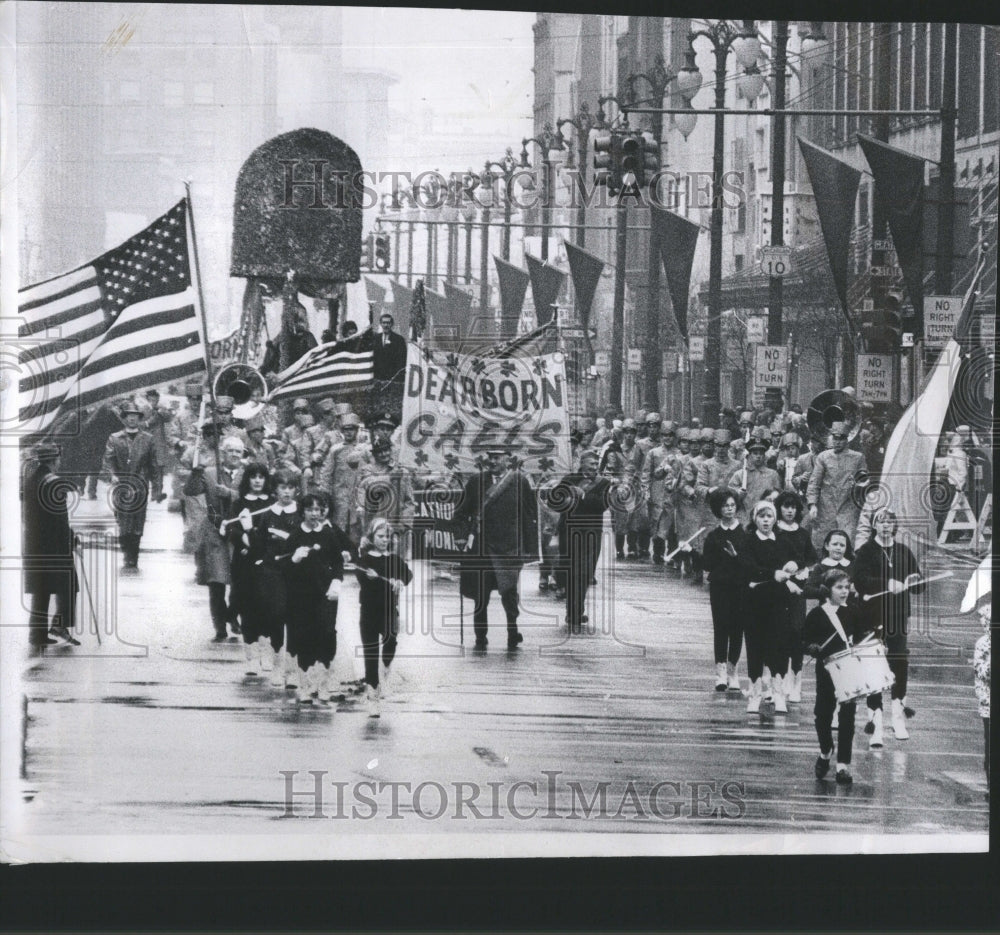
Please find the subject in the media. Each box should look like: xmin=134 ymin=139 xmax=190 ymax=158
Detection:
xmin=687 ymin=20 xmax=762 ymax=427
xmin=521 ymin=124 xmax=559 ymax=261
xmin=556 ymin=102 xmax=598 ymax=248
xmin=484 ymin=149 xmax=521 ymax=261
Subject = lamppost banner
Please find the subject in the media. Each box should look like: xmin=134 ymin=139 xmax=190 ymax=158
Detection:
xmin=399 ymin=344 xmax=571 ymax=475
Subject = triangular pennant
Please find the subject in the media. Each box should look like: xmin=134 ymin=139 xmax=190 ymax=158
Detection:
xmin=493 ymin=257 xmax=530 ymax=341
xmin=364 ymin=276 xmax=387 ymax=319
xmin=858 ymin=134 xmax=926 ymax=314
xmin=798 ymin=137 xmax=862 ymax=326
xmin=525 ymin=254 xmax=565 ymax=328
xmin=564 ymin=240 xmax=604 ymax=332
xmin=650 ymin=206 xmax=700 ymax=339
xmin=389 ymin=280 xmax=413 ymax=340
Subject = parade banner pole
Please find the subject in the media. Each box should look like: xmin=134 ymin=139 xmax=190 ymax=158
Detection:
xmin=183 ymin=182 xmax=222 ymax=477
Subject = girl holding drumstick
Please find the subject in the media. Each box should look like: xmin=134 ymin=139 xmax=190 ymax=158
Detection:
xmin=853 ymin=509 xmax=925 ymax=743
xmin=803 ymin=569 xmax=873 ymax=785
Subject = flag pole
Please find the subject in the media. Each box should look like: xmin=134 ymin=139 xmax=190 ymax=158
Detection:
xmin=183 ymin=183 xmax=221 ymax=477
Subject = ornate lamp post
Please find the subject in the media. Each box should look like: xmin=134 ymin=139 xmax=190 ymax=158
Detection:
xmin=520 ymin=124 xmax=559 ymax=261
xmin=556 ymin=102 xmax=598 ymax=247
xmin=483 ymin=148 xmax=522 ymax=262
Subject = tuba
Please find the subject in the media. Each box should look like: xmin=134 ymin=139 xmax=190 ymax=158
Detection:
xmin=214 ymin=362 xmax=267 ymax=418
xmin=806 ymin=389 xmax=861 ymax=443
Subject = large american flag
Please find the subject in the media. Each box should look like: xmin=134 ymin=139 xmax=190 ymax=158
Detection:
xmin=268 ymin=327 xmax=375 ymax=402
xmin=18 ymin=200 xmax=204 ymax=437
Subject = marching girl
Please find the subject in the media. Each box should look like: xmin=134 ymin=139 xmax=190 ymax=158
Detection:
xmin=803 ymin=569 xmax=873 ymax=785
xmin=701 ymin=488 xmax=750 ymax=692
xmin=282 ymin=493 xmax=355 ymax=704
xmin=853 ymin=508 xmax=924 ymax=744
xmin=354 ymin=518 xmax=413 ymax=715
xmin=670 ymin=461 xmax=708 ymax=584
xmin=251 ymin=469 xmax=301 ymax=688
xmin=736 ymin=500 xmax=798 ymax=714
xmin=774 ymin=491 xmax=817 ymax=703
xmin=803 ymin=529 xmax=855 ymax=599
xmin=226 ymin=463 xmax=273 ymax=676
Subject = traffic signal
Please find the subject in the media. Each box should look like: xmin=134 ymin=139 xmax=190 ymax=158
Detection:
xmin=861 ymin=296 xmax=904 ymax=352
xmin=641 ymin=132 xmax=660 ymax=181
xmin=374 ymin=233 xmax=391 ymax=272
xmin=593 ymin=131 xmax=616 ymax=189
xmin=620 ymin=135 xmax=641 ymax=189
xmin=360 ymin=233 xmax=374 ymax=269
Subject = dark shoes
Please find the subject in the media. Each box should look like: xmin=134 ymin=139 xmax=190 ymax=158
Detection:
xmin=507 ymin=632 xmax=523 ymax=650
xmin=815 ymin=755 xmax=831 ymax=779
xmin=473 ymin=637 xmax=488 ymax=649
xmin=49 ymin=627 xmax=80 ymax=646
xmin=211 ymin=632 xmax=227 ymax=643
xmin=835 ymin=768 xmax=853 ymax=785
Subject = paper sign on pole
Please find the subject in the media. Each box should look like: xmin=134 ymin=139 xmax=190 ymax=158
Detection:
xmin=627 ymin=349 xmax=642 ymax=372
xmin=857 ymin=353 xmax=894 ymax=402
xmin=689 ymin=336 xmax=705 ymax=361
xmin=753 ymin=344 xmax=788 ymax=388
xmin=924 ymin=295 xmax=962 ymax=348
xmin=593 ymin=350 xmax=610 ymax=376
xmin=745 ymin=316 xmax=766 ymax=344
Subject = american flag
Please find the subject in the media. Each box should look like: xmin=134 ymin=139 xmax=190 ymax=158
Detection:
xmin=268 ymin=327 xmax=375 ymax=401
xmin=18 ymin=200 xmax=204 ymax=437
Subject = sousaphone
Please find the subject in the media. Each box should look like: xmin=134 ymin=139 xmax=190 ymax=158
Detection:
xmin=214 ymin=362 xmax=267 ymax=420
xmin=806 ymin=389 xmax=861 ymax=443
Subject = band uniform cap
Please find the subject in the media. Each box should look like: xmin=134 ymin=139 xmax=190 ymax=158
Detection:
xmin=318 ymin=397 xmax=336 ymax=413
xmin=32 ymin=442 xmax=62 ymax=460
xmin=661 ymin=420 xmax=677 ymax=433
xmin=184 ymin=382 xmax=204 ymax=398
xmin=292 ymin=398 xmax=309 ymax=410
xmin=828 ymin=421 xmax=849 ymax=436
xmin=739 ymin=411 xmax=754 ymax=422
xmin=374 ymin=412 xmax=397 ymax=428
xmin=645 ymin=411 xmax=661 ymax=424
xmin=750 ymin=425 xmax=771 ymax=442
xmin=333 ymin=402 xmax=353 ymax=416
xmin=244 ymin=414 xmax=266 ymax=433
xmin=746 ymin=436 xmax=769 ymax=452
xmin=611 ymin=419 xmax=623 ymax=430
xmin=214 ymin=395 xmax=234 ymax=411
xmin=622 ymin=418 xmax=636 ymax=430
xmin=340 ymin=413 xmax=361 ymax=428
xmin=781 ymin=432 xmax=801 ymax=447
xmin=635 ymin=409 xmax=647 ymax=422
xmin=713 ymin=429 xmax=732 ymax=445
xmin=120 ymin=402 xmax=142 ymax=416
xmin=676 ymin=427 xmax=690 ymax=441
xmin=578 ymin=448 xmax=600 ymax=461
xmin=699 ymin=427 xmax=715 ymax=441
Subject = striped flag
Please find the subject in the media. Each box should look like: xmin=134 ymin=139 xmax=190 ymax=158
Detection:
xmin=18 ymin=200 xmax=204 ymax=438
xmin=268 ymin=328 xmax=375 ymax=401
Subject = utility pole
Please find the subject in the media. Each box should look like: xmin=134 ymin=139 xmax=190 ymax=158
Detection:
xmin=871 ymin=20 xmax=892 ymax=400
xmin=936 ymin=22 xmax=958 ymax=297
xmin=765 ymin=20 xmax=788 ymax=412
xmin=610 ymin=196 xmax=628 ymax=410
xmin=479 ymin=206 xmax=491 ymax=317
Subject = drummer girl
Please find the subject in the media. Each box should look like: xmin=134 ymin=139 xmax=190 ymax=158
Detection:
xmin=853 ymin=508 xmax=924 ymax=744
xmin=803 ymin=568 xmax=872 ymax=784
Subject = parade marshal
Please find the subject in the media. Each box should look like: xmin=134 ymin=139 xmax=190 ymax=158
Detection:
xmin=453 ymin=448 xmax=539 ymax=651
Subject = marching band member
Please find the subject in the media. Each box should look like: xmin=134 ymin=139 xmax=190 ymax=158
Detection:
xmin=670 ymin=461 xmax=707 ymax=583
xmin=355 ymin=518 xmax=413 ymax=714
xmin=737 ymin=500 xmax=797 ymax=714
xmin=774 ymin=491 xmax=817 ymax=703
xmin=853 ymin=509 xmax=924 ymax=744
xmin=803 ymin=569 xmax=873 ymax=785
xmin=701 ymin=488 xmax=749 ymax=691
xmin=226 ymin=463 xmax=274 ymax=674
xmin=283 ymin=493 xmax=354 ymax=703
xmin=252 ymin=469 xmax=301 ymax=688
xmin=640 ymin=427 xmax=677 ymax=566
xmin=726 ymin=432 xmax=780 ymax=526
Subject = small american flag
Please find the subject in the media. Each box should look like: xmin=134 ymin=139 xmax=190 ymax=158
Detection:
xmin=268 ymin=327 xmax=375 ymax=401
xmin=18 ymin=200 xmax=204 ymax=437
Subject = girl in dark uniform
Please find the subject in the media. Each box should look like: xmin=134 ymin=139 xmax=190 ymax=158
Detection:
xmin=774 ymin=491 xmax=817 ymax=704
xmin=252 ymin=469 xmax=300 ymax=688
xmin=803 ymin=568 xmax=873 ymax=784
xmin=701 ymin=488 xmax=750 ymax=692
xmin=737 ymin=500 xmax=796 ymax=714
xmin=355 ymin=518 xmax=413 ymax=714
xmin=283 ymin=493 xmax=354 ymax=703
xmin=227 ymin=463 xmax=273 ymax=676
xmin=853 ymin=508 xmax=924 ymax=744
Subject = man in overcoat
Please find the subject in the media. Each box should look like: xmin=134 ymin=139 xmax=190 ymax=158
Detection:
xmin=454 ymin=449 xmax=539 ymax=650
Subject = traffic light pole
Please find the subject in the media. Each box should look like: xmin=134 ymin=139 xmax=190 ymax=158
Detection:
xmin=610 ymin=195 xmax=628 ymax=411
xmin=644 ymin=119 xmax=663 ymax=411
xmin=765 ymin=21 xmax=788 ymax=413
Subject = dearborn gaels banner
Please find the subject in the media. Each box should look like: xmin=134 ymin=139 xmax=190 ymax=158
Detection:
xmin=399 ymin=343 xmax=572 ymax=476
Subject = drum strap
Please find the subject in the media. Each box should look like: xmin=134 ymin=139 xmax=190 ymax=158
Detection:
xmin=821 ymin=604 xmax=849 ymax=648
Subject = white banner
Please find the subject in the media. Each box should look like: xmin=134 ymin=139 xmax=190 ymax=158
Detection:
xmin=399 ymin=344 xmax=572 ymax=475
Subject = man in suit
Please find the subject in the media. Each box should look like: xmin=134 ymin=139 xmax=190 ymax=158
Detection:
xmin=22 ymin=442 xmax=81 ymax=652
xmin=102 ymin=402 xmax=161 ymax=574
xmin=454 ymin=448 xmax=539 ymax=650
xmin=372 ymin=313 xmax=407 ymax=383
xmin=141 ymin=388 xmax=173 ymax=501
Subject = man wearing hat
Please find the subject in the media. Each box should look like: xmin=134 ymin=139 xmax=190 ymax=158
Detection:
xmin=616 ymin=419 xmax=647 ymax=560
xmin=454 ymin=447 xmax=538 ymax=650
xmin=356 ymin=434 xmax=414 ymax=544
xmin=307 ymin=397 xmax=344 ymax=469
xmin=776 ymin=431 xmax=802 ymax=491
xmin=806 ymin=421 xmax=867 ymax=550
xmin=726 ymin=430 xmax=781 ymax=523
xmin=370 ymin=412 xmax=398 ymax=449
xmin=278 ymin=398 xmax=317 ymax=485
xmin=22 ymin=442 xmax=81 ymax=651
xmin=640 ymin=420 xmax=679 ymax=565
xmin=102 ymin=402 xmax=162 ymax=573
xmin=695 ymin=426 xmax=716 ymax=476
xmin=317 ymin=412 xmax=371 ymax=545
xmin=243 ymin=414 xmax=278 ymax=473
xmin=738 ymin=411 xmax=755 ymax=443
xmin=697 ymin=429 xmax=734 ymax=491
xmin=142 ymin=389 xmax=174 ymax=501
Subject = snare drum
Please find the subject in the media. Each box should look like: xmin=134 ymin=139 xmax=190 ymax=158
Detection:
xmin=823 ymin=637 xmax=895 ymax=703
